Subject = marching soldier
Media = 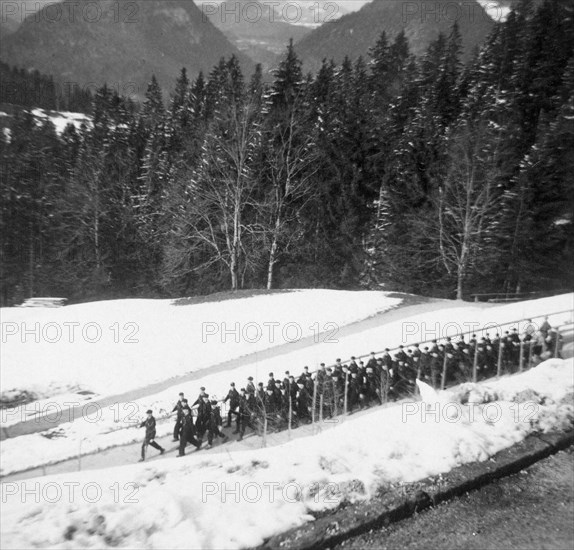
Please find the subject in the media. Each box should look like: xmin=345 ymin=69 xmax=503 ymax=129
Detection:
xmin=348 ymin=371 xmax=364 ymax=412
xmin=237 ymin=388 xmax=256 ymax=441
xmin=139 ymin=410 xmax=165 ymax=462
xmin=256 ymin=382 xmax=265 ymax=403
xmin=223 ymin=382 xmax=240 ymax=432
xmin=171 ymin=392 xmax=185 ymax=442
xmin=205 ymin=399 xmax=228 ymax=449
xmin=411 ymin=344 xmax=422 ymax=378
xmin=195 ymin=393 xmax=212 ymax=448
xmin=430 ymin=345 xmax=443 ymax=389
xmin=419 ymin=346 xmax=431 ymax=381
xmin=296 ymin=380 xmax=312 ymax=423
xmin=178 ymin=407 xmax=200 ymax=456
xmin=192 ymin=387 xmax=208 ymax=407
xmin=246 ymin=376 xmax=256 ymax=395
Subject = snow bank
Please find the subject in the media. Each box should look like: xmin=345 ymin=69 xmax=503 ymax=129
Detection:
xmin=0 ymin=291 xmax=402 ymax=401
xmin=1 ymin=358 xmax=572 ymax=549
xmin=31 ymin=108 xmax=92 ymax=134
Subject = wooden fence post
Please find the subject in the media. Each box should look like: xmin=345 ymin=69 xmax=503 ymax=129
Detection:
xmin=518 ymin=339 xmax=524 ymax=372
xmin=343 ymin=371 xmax=349 ymax=416
xmin=288 ymin=382 xmax=292 ymax=439
xmin=497 ymin=339 xmax=503 ymax=377
xmin=318 ymin=394 xmax=324 ymax=432
xmin=311 ymin=379 xmax=317 ymax=429
xmin=472 ymin=345 xmax=478 ymax=383
xmin=554 ymin=327 xmax=561 ymax=358
xmin=441 ymin=350 xmax=448 ymax=390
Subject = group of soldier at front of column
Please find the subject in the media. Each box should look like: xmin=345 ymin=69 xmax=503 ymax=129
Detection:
xmin=142 ymin=318 xmax=562 ymax=459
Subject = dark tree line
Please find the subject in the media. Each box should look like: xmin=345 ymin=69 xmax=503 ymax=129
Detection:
xmin=1 ymin=0 xmax=572 ymax=305
xmin=0 ymin=62 xmax=93 ymax=113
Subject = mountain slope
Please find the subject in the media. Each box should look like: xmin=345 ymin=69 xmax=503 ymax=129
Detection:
xmin=295 ymin=0 xmax=496 ymax=71
xmin=206 ymin=0 xmax=312 ymax=68
xmin=0 ymin=0 xmax=254 ymax=99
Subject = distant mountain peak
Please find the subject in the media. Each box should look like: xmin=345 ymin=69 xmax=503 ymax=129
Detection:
xmin=0 ymin=0 xmax=254 ymax=100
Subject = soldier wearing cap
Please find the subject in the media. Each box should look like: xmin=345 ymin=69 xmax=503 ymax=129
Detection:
xmin=195 ymin=393 xmax=212 ymax=447
xmin=238 ymin=387 xmax=256 ymax=440
xmin=366 ymin=352 xmax=377 ymax=371
xmin=171 ymin=392 xmax=185 ymax=442
xmin=246 ymin=376 xmax=256 ymax=394
xmin=264 ymin=372 xmax=275 ymax=390
xmin=139 ymin=409 xmax=165 ymax=462
xmin=192 ymin=387 xmax=208 ymax=407
xmin=205 ymin=398 xmax=227 ymax=449
xmin=223 ymin=382 xmax=240 ymax=432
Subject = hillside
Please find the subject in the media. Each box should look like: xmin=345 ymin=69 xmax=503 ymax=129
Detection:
xmin=0 ymin=0 xmax=254 ymax=100
xmin=295 ymin=0 xmax=496 ymax=71
xmin=206 ymin=0 xmax=312 ymax=69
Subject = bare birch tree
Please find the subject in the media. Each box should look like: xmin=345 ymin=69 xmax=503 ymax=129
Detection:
xmin=435 ymin=121 xmax=501 ymax=299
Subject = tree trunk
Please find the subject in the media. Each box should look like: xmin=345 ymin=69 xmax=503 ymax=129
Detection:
xmin=456 ymin=269 xmax=464 ymax=300
xmin=28 ymin=221 xmax=34 ymax=298
xmin=230 ymin=251 xmax=238 ymax=291
xmin=266 ymin=217 xmax=281 ymax=290
xmin=94 ymin=201 xmax=101 ymax=270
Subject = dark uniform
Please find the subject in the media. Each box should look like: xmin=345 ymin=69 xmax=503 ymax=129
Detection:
xmin=411 ymin=345 xmax=422 ymax=378
xmin=419 ymin=348 xmax=431 ymax=383
xmin=238 ymin=390 xmax=256 ymax=440
xmin=140 ymin=412 xmax=164 ymax=461
xmin=348 ymin=372 xmax=364 ymax=411
xmin=430 ymin=346 xmax=443 ymax=389
xmin=171 ymin=396 xmax=185 ymax=441
xmin=263 ymin=389 xmax=280 ymax=430
xmin=206 ymin=401 xmax=227 ymax=447
xmin=296 ymin=383 xmax=312 ymax=422
xmin=178 ymin=411 xmax=200 ymax=456
xmin=195 ymin=397 xmax=212 ymax=447
xmin=223 ymin=383 xmax=240 ymax=431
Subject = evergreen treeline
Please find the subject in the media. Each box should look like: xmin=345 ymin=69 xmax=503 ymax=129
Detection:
xmin=1 ymin=0 xmax=572 ymax=305
xmin=0 ymin=62 xmax=93 ymax=113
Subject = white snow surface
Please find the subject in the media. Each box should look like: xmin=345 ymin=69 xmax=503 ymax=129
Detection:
xmin=0 ymin=290 xmax=402 ymax=402
xmin=1 ymin=358 xmax=572 ymax=550
xmin=30 ymin=108 xmax=92 ymax=134
xmin=0 ymin=293 xmax=571 ymax=476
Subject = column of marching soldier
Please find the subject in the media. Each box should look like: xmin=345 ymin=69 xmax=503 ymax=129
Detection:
xmin=139 ymin=318 xmax=563 ymax=460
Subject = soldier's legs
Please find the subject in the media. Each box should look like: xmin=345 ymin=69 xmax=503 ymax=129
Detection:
xmin=173 ymin=420 xmax=181 ymax=441
xmin=187 ymin=433 xmax=200 ymax=449
xmin=239 ymin=415 xmax=246 ymax=437
xmin=141 ymin=440 xmax=148 ymax=460
xmin=178 ymin=438 xmax=187 ymax=456
xmin=148 ymin=440 xmax=164 ymax=453
xmin=196 ymin=426 xmax=205 ymax=447
xmin=430 ymin=369 xmax=438 ymax=389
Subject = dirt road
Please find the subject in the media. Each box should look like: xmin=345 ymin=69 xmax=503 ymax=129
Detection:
xmin=336 ymin=447 xmax=574 ymax=550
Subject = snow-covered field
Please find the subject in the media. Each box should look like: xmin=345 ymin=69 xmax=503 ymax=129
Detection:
xmin=1 ymin=358 xmax=572 ymax=549
xmin=0 ymin=290 xmax=403 ymax=404
xmin=0 ymin=293 xmax=571 ymax=477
